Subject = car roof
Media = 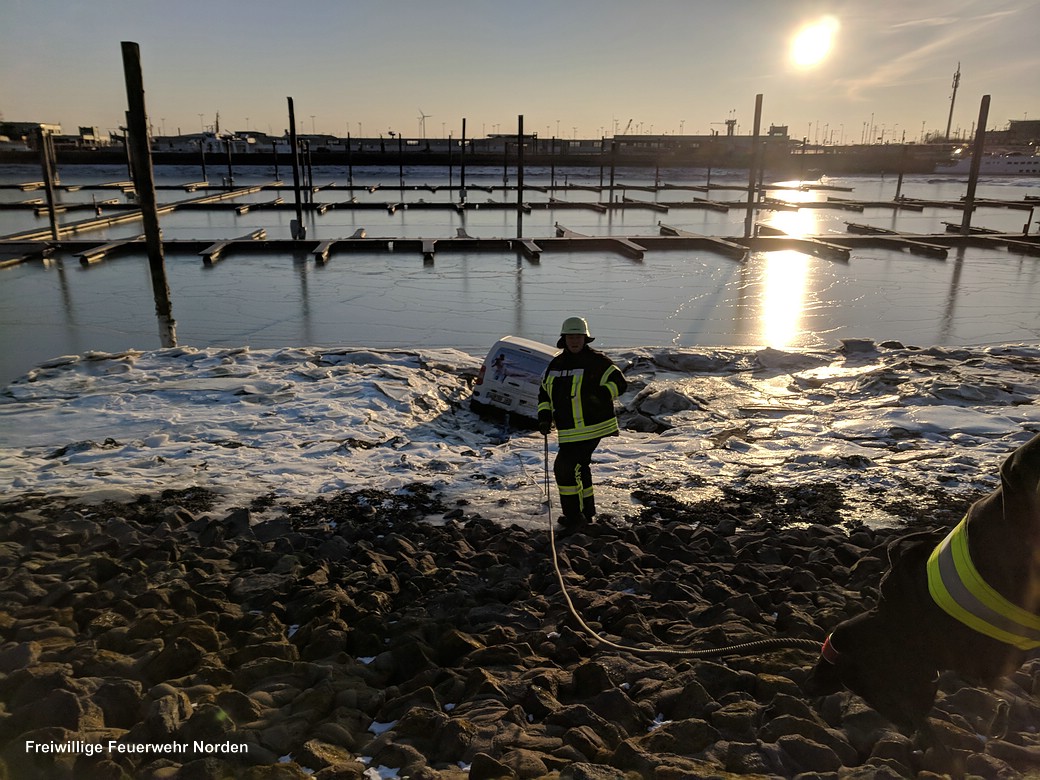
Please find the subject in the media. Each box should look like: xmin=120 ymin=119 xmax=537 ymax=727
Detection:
xmin=494 ymin=335 xmax=558 ymax=358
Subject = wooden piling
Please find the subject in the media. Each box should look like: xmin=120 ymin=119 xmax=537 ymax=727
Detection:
xmin=894 ymin=145 xmax=907 ymax=200
xmin=460 ymin=118 xmax=467 ymax=203
xmin=961 ymin=95 xmax=990 ymax=236
xmin=347 ymin=133 xmax=354 ymax=187
xmin=502 ymin=137 xmax=508 ymax=188
xmin=516 ymin=115 xmax=524 ymax=239
xmin=224 ymin=136 xmax=234 ymax=187
xmin=121 ymin=42 xmax=176 ymax=348
xmin=744 ymin=94 xmax=763 ymax=239
xmin=37 ymin=128 xmax=61 ymax=241
xmin=287 ymin=97 xmax=305 ymax=239
xmin=306 ymin=141 xmax=314 ymax=191
xmin=551 ymin=137 xmax=556 ymax=191
xmin=398 ymin=136 xmax=404 ymax=192
xmin=447 ymin=134 xmax=454 ymax=192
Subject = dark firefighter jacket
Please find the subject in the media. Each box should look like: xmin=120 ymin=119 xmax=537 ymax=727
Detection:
xmin=538 ymin=347 xmax=627 ymax=444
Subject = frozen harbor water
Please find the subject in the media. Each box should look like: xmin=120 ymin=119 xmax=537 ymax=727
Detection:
xmin=2 ymin=340 xmax=1038 ymax=528
xmin=0 ymin=164 xmax=1038 ymax=386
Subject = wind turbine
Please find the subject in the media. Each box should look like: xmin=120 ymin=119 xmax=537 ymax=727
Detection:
xmin=418 ymin=109 xmax=431 ymax=140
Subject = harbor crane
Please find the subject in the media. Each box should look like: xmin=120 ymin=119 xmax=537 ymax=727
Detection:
xmin=710 ymin=118 xmax=738 ymax=137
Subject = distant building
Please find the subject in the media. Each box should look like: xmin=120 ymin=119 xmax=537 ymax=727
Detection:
xmin=0 ymin=135 xmax=30 ymax=151
xmin=1004 ymin=119 xmax=1039 ymax=146
xmin=0 ymin=121 xmax=62 ymax=147
xmin=78 ymin=126 xmax=112 ymax=148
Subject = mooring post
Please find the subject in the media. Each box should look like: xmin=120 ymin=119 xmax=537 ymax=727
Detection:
xmin=121 ymin=41 xmax=176 ymax=348
xmin=37 ymin=128 xmax=61 ymax=241
xmin=502 ymin=139 xmax=509 ymax=187
xmin=599 ymin=138 xmax=605 ymax=188
xmin=273 ymin=143 xmax=279 ymax=180
xmin=306 ymin=140 xmax=314 ymax=191
xmin=224 ymin=136 xmax=234 ymax=188
xmin=609 ymin=140 xmax=617 ymax=203
xmin=398 ymin=136 xmax=404 ymax=193
xmin=516 ymin=114 xmax=524 ymax=239
xmin=199 ymin=140 xmax=208 ymax=182
xmin=550 ymin=137 xmax=556 ymax=191
xmin=743 ymin=94 xmax=763 ymax=239
xmin=448 ymin=133 xmax=454 ymax=191
xmin=460 ymin=118 xmax=467 ymax=203
xmin=287 ymin=97 xmax=305 ymax=239
xmin=755 ymin=141 xmax=767 ymax=217
xmin=894 ymin=144 xmax=908 ymax=200
xmin=347 ymin=133 xmax=354 ymax=188
xmin=49 ymin=132 xmax=61 ymax=186
xmin=961 ymin=94 xmax=990 ymax=236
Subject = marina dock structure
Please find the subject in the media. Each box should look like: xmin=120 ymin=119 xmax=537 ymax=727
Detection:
xmin=2 ymin=177 xmax=1037 ymax=266
xmin=9 ymin=225 xmax=1036 ymax=267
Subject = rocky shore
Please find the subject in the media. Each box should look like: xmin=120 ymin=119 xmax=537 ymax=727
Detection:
xmin=3 ymin=480 xmax=1040 ymax=780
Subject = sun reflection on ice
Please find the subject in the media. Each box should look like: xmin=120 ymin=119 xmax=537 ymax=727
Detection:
xmin=752 ymin=204 xmax=823 ymax=349
xmin=760 ymin=250 xmax=811 ymax=348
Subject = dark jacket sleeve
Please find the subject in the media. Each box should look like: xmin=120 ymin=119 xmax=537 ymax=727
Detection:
xmin=537 ymin=367 xmax=553 ymax=425
xmin=601 ymin=358 xmax=627 ymax=399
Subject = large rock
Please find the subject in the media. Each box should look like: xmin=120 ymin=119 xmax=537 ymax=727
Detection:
xmin=4 ymin=484 xmax=1040 ymax=778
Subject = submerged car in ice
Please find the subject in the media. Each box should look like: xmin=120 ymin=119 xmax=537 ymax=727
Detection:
xmin=471 ymin=336 xmax=558 ymax=425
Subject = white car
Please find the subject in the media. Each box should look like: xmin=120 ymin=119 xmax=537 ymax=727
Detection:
xmin=471 ymin=336 xmax=558 ymax=425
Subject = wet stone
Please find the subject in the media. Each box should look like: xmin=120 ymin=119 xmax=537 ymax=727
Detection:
xmin=2 ymin=484 xmax=1039 ymax=777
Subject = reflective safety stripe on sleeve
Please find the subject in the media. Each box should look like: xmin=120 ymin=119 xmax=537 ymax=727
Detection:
xmin=926 ymin=516 xmax=1040 ymax=650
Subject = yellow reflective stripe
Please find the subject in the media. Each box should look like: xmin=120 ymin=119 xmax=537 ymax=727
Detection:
xmin=557 ymin=484 xmax=581 ymax=496
xmin=926 ymin=517 xmax=1040 ymax=650
xmin=950 ymin=520 xmax=1040 ymax=633
xmin=542 ymin=374 xmax=554 ymax=402
xmin=601 ymin=366 xmax=621 ymax=399
xmin=557 ymin=418 xmax=619 ymax=443
xmin=571 ymin=371 xmax=584 ymax=427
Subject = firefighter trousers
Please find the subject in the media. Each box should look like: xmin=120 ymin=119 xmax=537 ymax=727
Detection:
xmin=553 ymin=438 xmax=600 ymax=521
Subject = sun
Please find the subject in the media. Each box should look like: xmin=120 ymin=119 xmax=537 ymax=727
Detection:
xmin=790 ymin=17 xmax=839 ymax=68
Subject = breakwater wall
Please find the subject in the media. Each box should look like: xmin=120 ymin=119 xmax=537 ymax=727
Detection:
xmin=0 ymin=148 xmax=946 ymax=175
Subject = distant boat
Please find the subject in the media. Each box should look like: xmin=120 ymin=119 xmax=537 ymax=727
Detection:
xmin=936 ymin=151 xmax=1040 ymax=175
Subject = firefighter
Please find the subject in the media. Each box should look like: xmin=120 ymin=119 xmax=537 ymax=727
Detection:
xmin=538 ymin=316 xmax=628 ymax=527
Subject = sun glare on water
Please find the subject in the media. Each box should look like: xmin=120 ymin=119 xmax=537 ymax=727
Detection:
xmin=790 ymin=16 xmax=839 ymax=68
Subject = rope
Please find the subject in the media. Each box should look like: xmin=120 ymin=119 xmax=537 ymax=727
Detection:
xmin=541 ymin=434 xmax=822 ymax=659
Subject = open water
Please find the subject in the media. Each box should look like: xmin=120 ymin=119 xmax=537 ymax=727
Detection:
xmin=1 ymin=162 xmax=1038 ymax=386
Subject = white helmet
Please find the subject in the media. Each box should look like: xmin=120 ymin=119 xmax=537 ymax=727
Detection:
xmin=560 ymin=316 xmax=593 ymax=340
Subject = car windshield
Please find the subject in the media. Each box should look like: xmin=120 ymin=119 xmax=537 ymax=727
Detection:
xmin=490 ymin=348 xmax=550 ymax=386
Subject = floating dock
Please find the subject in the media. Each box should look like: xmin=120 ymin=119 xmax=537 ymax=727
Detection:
xmin=2 ymin=180 xmax=1037 ymax=266
xmin=5 ymin=226 xmax=1035 ymax=267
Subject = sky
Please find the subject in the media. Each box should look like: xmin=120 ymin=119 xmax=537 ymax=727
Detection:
xmin=2 ymin=0 xmax=1038 ymax=144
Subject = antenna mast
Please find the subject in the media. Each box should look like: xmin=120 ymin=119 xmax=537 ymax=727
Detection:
xmin=944 ymin=63 xmax=960 ymax=141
